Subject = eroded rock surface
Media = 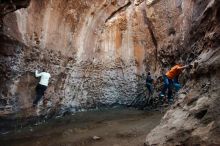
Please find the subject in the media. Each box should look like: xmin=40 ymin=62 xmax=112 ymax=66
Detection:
xmin=0 ymin=0 xmax=186 ymax=117
xmin=145 ymin=0 xmax=220 ymax=145
xmin=0 ymin=1 xmax=219 ymax=144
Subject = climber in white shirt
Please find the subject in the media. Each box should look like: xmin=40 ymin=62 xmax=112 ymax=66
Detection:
xmin=33 ymin=69 xmax=51 ymax=107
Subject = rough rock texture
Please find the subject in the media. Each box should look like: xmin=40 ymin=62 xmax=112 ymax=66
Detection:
xmin=0 ymin=0 xmax=185 ymax=117
xmin=0 ymin=1 xmax=220 ymax=145
xmin=0 ymin=0 xmax=32 ymax=115
xmin=145 ymin=0 xmax=220 ymax=145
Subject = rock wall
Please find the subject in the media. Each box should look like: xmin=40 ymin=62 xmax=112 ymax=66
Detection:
xmin=145 ymin=0 xmax=220 ymax=145
xmin=0 ymin=0 xmax=219 ymax=137
xmin=1 ymin=0 xmax=185 ymax=117
xmin=1 ymin=0 xmax=220 ymax=144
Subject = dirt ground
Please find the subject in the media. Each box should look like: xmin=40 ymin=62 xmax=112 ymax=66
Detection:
xmin=0 ymin=108 xmax=164 ymax=146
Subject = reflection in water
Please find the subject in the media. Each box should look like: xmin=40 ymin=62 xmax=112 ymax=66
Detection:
xmin=0 ymin=108 xmax=163 ymax=146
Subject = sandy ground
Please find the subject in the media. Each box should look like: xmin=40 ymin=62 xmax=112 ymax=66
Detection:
xmin=0 ymin=108 xmax=163 ymax=146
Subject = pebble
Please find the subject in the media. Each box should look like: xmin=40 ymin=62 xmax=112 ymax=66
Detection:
xmin=92 ymin=135 xmax=101 ymax=140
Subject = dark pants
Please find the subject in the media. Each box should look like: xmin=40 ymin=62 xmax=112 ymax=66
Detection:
xmin=33 ymin=84 xmax=47 ymax=105
xmin=161 ymin=75 xmax=173 ymax=102
xmin=146 ymin=83 xmax=153 ymax=97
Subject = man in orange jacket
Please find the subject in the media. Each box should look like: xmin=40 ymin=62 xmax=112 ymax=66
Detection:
xmin=160 ymin=63 xmax=191 ymax=103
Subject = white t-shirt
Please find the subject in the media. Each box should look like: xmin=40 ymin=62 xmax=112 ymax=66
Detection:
xmin=35 ymin=70 xmax=51 ymax=86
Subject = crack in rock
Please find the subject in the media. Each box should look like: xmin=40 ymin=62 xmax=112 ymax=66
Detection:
xmin=105 ymin=0 xmax=131 ymax=23
xmin=142 ymin=8 xmax=158 ymax=70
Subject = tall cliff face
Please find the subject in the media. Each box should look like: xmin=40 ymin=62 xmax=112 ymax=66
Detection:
xmin=1 ymin=0 xmax=185 ymax=116
xmin=0 ymin=0 xmax=219 ymax=124
xmin=0 ymin=0 xmax=220 ymax=144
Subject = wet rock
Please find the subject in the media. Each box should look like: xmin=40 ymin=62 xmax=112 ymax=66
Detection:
xmin=92 ymin=136 xmax=102 ymax=140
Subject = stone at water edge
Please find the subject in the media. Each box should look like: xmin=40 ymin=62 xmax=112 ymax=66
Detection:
xmin=92 ymin=135 xmax=102 ymax=140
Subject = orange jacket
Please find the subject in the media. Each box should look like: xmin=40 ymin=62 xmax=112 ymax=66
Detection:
xmin=166 ymin=64 xmax=183 ymax=79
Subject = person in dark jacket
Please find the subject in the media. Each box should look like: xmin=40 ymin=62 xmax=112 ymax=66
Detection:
xmin=146 ymin=72 xmax=153 ymax=97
